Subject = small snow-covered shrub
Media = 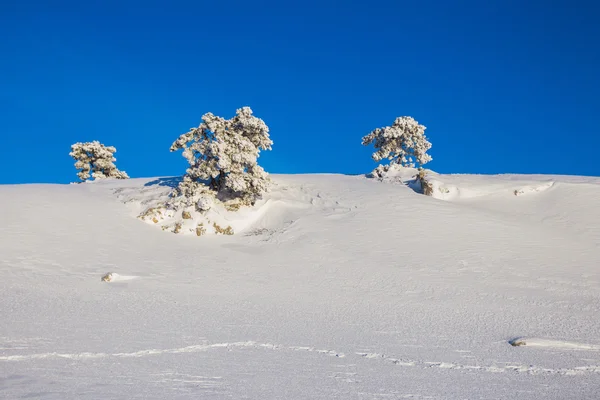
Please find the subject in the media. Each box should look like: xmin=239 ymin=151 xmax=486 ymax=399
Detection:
xmin=213 ymin=222 xmax=234 ymax=235
xmin=418 ymin=169 xmax=434 ymax=196
xmin=362 ymin=116 xmax=432 ymax=173
xmin=138 ymin=206 xmax=172 ymax=224
xmin=368 ymin=164 xmax=390 ymax=179
xmin=196 ymin=223 xmax=206 ymax=236
xmin=70 ymin=141 xmax=129 ymax=182
xmin=196 ymin=196 xmax=212 ymax=212
xmin=172 ymin=222 xmax=182 ymax=234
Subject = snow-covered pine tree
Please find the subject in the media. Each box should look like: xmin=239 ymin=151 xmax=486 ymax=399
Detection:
xmin=69 ymin=141 xmax=129 ymax=182
xmin=362 ymin=116 xmax=432 ymax=168
xmin=170 ymin=107 xmax=273 ymax=205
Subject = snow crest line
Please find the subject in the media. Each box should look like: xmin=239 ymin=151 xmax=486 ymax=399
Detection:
xmin=0 ymin=341 xmax=345 ymax=362
xmin=356 ymin=352 xmax=600 ymax=376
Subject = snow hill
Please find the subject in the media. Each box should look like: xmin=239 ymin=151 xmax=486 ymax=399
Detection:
xmin=1 ymin=171 xmax=599 ymax=399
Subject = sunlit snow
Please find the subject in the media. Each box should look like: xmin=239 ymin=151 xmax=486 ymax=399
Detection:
xmin=1 ymin=170 xmax=599 ymax=399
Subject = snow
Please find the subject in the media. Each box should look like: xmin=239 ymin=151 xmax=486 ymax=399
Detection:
xmin=509 ymin=337 xmax=600 ymax=351
xmin=1 ymin=171 xmax=599 ymax=399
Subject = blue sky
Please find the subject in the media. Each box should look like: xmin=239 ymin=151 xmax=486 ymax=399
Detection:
xmin=1 ymin=0 xmax=599 ymax=184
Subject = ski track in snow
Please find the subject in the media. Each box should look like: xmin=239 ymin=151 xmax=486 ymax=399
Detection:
xmin=0 ymin=341 xmax=344 ymax=362
xmin=355 ymin=351 xmax=600 ymax=376
xmin=2 ymin=340 xmax=600 ymax=377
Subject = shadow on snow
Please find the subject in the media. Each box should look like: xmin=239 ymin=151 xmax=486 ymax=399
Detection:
xmin=144 ymin=176 xmax=183 ymax=188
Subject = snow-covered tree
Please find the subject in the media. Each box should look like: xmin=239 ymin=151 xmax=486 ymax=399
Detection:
xmin=166 ymin=175 xmax=215 ymax=211
xmin=170 ymin=106 xmax=273 ymax=204
xmin=70 ymin=141 xmax=129 ymax=182
xmin=362 ymin=116 xmax=432 ymax=168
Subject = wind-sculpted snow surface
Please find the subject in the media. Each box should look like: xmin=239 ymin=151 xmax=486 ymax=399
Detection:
xmin=1 ymin=172 xmax=599 ymax=399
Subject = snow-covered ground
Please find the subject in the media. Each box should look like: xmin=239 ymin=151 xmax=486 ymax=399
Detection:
xmin=1 ymin=171 xmax=599 ymax=399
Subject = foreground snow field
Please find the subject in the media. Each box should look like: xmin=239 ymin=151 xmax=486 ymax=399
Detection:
xmin=1 ymin=172 xmax=599 ymax=399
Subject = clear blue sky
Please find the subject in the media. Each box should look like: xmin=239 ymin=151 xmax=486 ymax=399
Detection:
xmin=1 ymin=0 xmax=599 ymax=184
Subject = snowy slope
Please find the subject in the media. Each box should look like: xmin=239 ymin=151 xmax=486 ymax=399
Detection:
xmin=1 ymin=172 xmax=599 ymax=399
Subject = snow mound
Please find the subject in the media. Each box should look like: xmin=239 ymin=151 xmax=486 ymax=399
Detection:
xmin=510 ymin=337 xmax=600 ymax=351
xmin=369 ymin=165 xmax=557 ymax=201
xmin=101 ymin=273 xmax=139 ymax=282
xmin=112 ymin=176 xmax=354 ymax=237
xmin=513 ymin=181 xmax=555 ymax=196
xmin=424 ymin=178 xmax=555 ymax=200
xmin=113 ymin=178 xmax=268 ymax=236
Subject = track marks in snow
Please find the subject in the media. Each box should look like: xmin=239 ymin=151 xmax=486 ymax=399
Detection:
xmin=4 ymin=339 xmax=599 ymax=377
xmin=0 ymin=341 xmax=344 ymax=362
xmin=356 ymin=352 xmax=600 ymax=376
xmin=357 ymin=352 xmax=416 ymax=366
xmin=287 ymin=345 xmax=345 ymax=357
